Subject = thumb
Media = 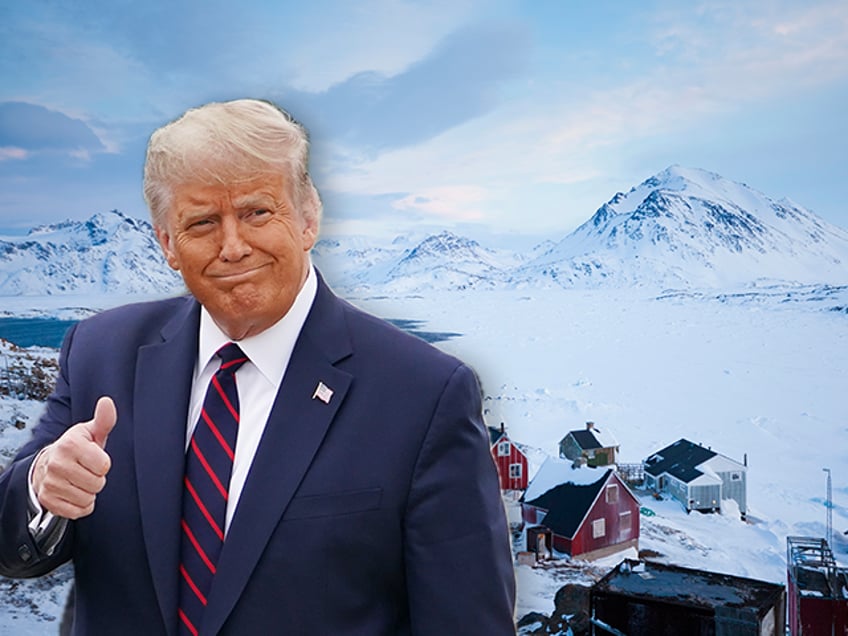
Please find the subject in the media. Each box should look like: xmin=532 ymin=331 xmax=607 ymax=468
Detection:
xmin=88 ymin=396 xmax=117 ymax=448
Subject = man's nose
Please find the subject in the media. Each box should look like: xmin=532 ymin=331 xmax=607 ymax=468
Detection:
xmin=219 ymin=217 xmax=252 ymax=261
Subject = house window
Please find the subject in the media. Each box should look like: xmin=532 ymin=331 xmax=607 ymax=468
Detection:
xmin=620 ymin=511 xmax=632 ymax=533
xmin=592 ymin=518 xmax=606 ymax=538
xmin=497 ymin=441 xmax=510 ymax=457
xmin=509 ymin=464 xmax=523 ymax=479
xmin=605 ymin=484 xmax=619 ymax=504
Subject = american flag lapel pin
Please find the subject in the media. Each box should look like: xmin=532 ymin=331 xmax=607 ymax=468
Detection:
xmin=312 ymin=381 xmax=333 ymax=404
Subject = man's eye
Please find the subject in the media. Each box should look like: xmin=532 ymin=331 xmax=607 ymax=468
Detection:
xmin=252 ymin=209 xmax=270 ymax=217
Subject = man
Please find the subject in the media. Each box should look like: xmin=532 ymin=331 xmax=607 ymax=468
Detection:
xmin=0 ymin=99 xmax=516 ymax=634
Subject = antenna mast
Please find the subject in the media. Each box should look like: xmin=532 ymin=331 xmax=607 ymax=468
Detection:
xmin=823 ymin=467 xmax=832 ymax=548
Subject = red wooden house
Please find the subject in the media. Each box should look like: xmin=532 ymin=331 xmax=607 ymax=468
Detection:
xmin=488 ymin=424 xmax=529 ymax=491
xmin=521 ymin=458 xmax=639 ymax=561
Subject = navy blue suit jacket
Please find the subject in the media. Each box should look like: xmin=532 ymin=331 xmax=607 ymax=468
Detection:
xmin=0 ymin=274 xmax=516 ymax=635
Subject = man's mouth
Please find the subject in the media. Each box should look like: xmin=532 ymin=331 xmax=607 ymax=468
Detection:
xmin=210 ymin=263 xmax=270 ymax=282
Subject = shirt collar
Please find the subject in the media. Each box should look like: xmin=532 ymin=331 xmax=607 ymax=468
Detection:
xmin=197 ymin=264 xmax=318 ymax=386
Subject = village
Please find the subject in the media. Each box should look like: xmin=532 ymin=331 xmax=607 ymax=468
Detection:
xmin=489 ymin=420 xmax=848 ymax=635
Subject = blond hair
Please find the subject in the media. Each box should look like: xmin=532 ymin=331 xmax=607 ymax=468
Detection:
xmin=143 ymin=99 xmax=322 ymax=228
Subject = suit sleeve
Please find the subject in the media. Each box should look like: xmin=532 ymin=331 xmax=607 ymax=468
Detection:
xmin=0 ymin=326 xmax=77 ymax=577
xmin=403 ymin=363 xmax=516 ymax=635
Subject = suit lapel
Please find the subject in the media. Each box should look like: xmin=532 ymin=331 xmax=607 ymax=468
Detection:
xmin=134 ymin=298 xmax=200 ymax=636
xmin=203 ymin=277 xmax=353 ymax=635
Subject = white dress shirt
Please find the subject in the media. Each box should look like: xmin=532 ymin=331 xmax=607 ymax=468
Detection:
xmin=190 ymin=265 xmax=317 ymax=534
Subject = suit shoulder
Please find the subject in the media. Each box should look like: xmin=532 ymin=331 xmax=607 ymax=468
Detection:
xmin=72 ymin=295 xmax=194 ymax=344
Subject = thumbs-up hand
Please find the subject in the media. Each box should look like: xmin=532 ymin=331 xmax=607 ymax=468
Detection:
xmin=32 ymin=397 xmax=118 ymax=519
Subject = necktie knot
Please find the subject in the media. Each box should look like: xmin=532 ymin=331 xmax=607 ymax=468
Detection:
xmin=216 ymin=342 xmax=248 ymax=375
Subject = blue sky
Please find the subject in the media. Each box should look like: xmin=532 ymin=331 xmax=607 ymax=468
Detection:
xmin=1 ymin=0 xmax=846 ymax=244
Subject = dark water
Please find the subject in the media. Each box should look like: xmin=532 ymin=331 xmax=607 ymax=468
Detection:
xmin=0 ymin=318 xmax=78 ymax=348
xmin=385 ymin=319 xmax=460 ymax=344
xmin=0 ymin=317 xmax=459 ymax=349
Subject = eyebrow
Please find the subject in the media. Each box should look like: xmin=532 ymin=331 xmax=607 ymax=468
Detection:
xmin=231 ymin=193 xmax=275 ymax=209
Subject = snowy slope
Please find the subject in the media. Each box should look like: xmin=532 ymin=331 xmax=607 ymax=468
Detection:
xmin=522 ymin=166 xmax=848 ymax=289
xmin=350 ymin=285 xmax=847 ymax=621
xmin=314 ymin=230 xmax=525 ymax=292
xmin=0 ymin=210 xmax=184 ymax=296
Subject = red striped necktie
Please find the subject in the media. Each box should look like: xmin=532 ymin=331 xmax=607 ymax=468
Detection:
xmin=178 ymin=342 xmax=248 ymax=636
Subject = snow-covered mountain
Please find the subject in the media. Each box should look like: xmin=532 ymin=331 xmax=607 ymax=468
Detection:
xmin=0 ymin=210 xmax=183 ymax=295
xmin=2 ymin=167 xmax=847 ymax=297
xmin=314 ymin=230 xmax=528 ymax=292
xmin=380 ymin=231 xmax=525 ymax=291
xmin=522 ymin=166 xmax=848 ymax=289
xmin=317 ymin=166 xmax=848 ymax=292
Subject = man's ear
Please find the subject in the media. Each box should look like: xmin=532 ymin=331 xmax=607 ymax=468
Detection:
xmin=154 ymin=225 xmax=180 ymax=270
xmin=300 ymin=213 xmax=319 ymax=252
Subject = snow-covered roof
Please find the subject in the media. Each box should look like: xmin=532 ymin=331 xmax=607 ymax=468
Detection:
xmin=562 ymin=423 xmax=618 ymax=451
xmin=645 ymin=438 xmax=744 ymax=484
xmin=687 ymin=472 xmax=722 ymax=487
xmin=703 ymin=454 xmax=746 ymax=474
xmin=523 ymin=456 xmax=608 ymax=502
xmin=590 ymin=425 xmax=619 ymax=448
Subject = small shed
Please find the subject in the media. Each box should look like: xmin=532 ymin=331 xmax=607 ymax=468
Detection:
xmin=488 ymin=424 xmax=529 ymax=491
xmin=521 ymin=458 xmax=639 ymax=561
xmin=559 ymin=421 xmax=619 ymax=467
xmin=643 ymin=438 xmax=747 ymax=518
xmin=591 ymin=559 xmax=786 ymax=635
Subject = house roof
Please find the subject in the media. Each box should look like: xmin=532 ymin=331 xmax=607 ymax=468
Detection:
xmin=563 ymin=426 xmax=618 ymax=450
xmin=644 ymin=438 xmax=717 ymax=483
xmin=594 ymin=559 xmax=785 ymax=611
xmin=523 ymin=464 xmax=613 ymax=539
xmin=523 ymin=457 xmax=607 ymax=501
xmin=488 ymin=426 xmax=506 ymax=446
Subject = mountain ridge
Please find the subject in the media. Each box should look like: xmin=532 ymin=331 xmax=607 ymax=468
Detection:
xmin=2 ymin=167 xmax=846 ymax=296
xmin=0 ymin=209 xmax=182 ymax=296
xmin=516 ymin=166 xmax=848 ymax=289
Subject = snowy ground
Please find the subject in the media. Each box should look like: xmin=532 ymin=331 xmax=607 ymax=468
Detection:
xmin=351 ymin=284 xmax=847 ymax=619
xmin=1 ymin=283 xmax=846 ymax=631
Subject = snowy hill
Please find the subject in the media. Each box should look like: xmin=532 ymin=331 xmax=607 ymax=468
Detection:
xmin=381 ymin=231 xmax=523 ymax=291
xmin=2 ymin=168 xmax=847 ymax=298
xmin=317 ymin=166 xmax=848 ymax=292
xmin=314 ymin=230 xmax=526 ymax=292
xmin=0 ymin=210 xmax=184 ymax=296
xmin=312 ymin=236 xmax=409 ymax=291
xmin=521 ymin=166 xmax=848 ymax=289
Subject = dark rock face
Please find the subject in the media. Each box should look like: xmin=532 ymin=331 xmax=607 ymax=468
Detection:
xmin=518 ymin=583 xmax=592 ymax=635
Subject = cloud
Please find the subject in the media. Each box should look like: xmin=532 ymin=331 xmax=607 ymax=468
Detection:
xmin=0 ymin=102 xmax=105 ymax=156
xmin=280 ymin=0 xmax=489 ymax=92
xmin=0 ymin=147 xmax=28 ymax=161
xmin=392 ymin=185 xmax=488 ymax=220
xmin=285 ymin=21 xmax=530 ymax=153
xmin=650 ymin=1 xmax=848 ymax=92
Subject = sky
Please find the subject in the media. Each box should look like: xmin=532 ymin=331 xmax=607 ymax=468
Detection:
xmin=0 ymin=0 xmax=846 ymax=245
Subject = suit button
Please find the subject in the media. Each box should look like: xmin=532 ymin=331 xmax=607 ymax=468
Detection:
xmin=18 ymin=545 xmax=32 ymax=562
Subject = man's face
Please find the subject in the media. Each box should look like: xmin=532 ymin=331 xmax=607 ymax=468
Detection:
xmin=155 ymin=172 xmax=317 ymax=340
